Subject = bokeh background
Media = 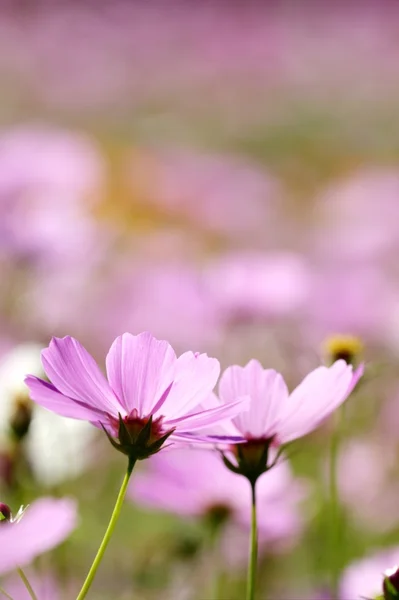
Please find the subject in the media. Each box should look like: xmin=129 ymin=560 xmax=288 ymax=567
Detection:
xmin=1 ymin=2 xmax=399 ymax=598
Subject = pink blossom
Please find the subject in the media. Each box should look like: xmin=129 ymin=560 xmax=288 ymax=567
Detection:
xmin=1 ymin=570 xmax=61 ymax=600
xmin=337 ymin=437 xmax=399 ymax=533
xmin=128 ymin=148 xmax=281 ymax=241
xmin=306 ymin=262 xmax=393 ymax=343
xmin=129 ymin=447 xmax=306 ymax=550
xmin=207 ymin=358 xmax=362 ymax=447
xmin=205 ymin=251 xmax=310 ymax=324
xmin=339 ymin=548 xmax=399 ymax=600
xmin=25 ymin=332 xmax=247 ymax=451
xmin=313 ymin=169 xmax=399 ymax=262
xmin=0 ymin=123 xmax=105 ymax=265
xmin=0 ymin=497 xmax=77 ymax=575
xmin=96 ymin=260 xmax=221 ymax=353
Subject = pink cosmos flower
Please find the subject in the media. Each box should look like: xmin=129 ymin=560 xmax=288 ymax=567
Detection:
xmin=211 ymin=358 xmax=363 ymax=446
xmin=129 ymin=447 xmax=307 ymax=553
xmin=337 ymin=437 xmax=399 ymax=533
xmin=0 ymin=497 xmax=77 ymax=575
xmin=201 ymin=359 xmax=362 ymax=478
xmin=128 ymin=148 xmax=281 ymax=242
xmin=339 ymin=547 xmax=399 ymax=600
xmin=0 ymin=123 xmax=105 ymax=265
xmin=25 ymin=332 xmax=247 ymax=456
xmin=313 ymin=168 xmax=399 ymax=262
xmin=205 ymin=251 xmax=310 ymax=325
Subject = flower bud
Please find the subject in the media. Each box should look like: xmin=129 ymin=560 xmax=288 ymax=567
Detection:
xmin=322 ymin=334 xmax=363 ymax=366
xmin=9 ymin=395 xmax=33 ymax=441
xmin=0 ymin=502 xmax=11 ymax=522
xmin=384 ymin=566 xmax=399 ymax=599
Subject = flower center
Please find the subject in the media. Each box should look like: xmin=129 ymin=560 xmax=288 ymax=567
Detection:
xmin=104 ymin=409 xmax=174 ymax=461
xmin=322 ymin=334 xmax=363 ymax=365
xmin=121 ymin=409 xmax=166 ymax=445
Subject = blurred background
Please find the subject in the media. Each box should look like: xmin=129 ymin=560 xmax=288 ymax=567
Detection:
xmin=1 ymin=1 xmax=399 ymax=598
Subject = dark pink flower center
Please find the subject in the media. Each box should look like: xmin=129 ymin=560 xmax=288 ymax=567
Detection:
xmin=233 ymin=436 xmax=274 ymax=466
xmin=112 ymin=408 xmax=166 ymax=444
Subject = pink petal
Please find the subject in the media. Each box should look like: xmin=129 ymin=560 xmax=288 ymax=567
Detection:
xmin=155 ymin=351 xmax=220 ymax=419
xmin=277 ymin=361 xmax=361 ymax=444
xmin=0 ymin=497 xmax=77 ymax=575
xmin=219 ymin=360 xmax=288 ymax=437
xmin=105 ymin=332 xmax=176 ymax=415
xmin=165 ymin=395 xmax=250 ymax=431
xmin=41 ymin=337 xmax=119 ymax=415
xmin=25 ymin=376 xmax=103 ymax=421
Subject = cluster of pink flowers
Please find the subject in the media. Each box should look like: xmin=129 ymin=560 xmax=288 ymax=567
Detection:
xmin=0 ymin=330 xmax=362 ymax=597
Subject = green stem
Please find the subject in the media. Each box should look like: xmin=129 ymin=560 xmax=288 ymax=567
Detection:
xmin=246 ymin=480 xmax=258 ymax=600
xmin=76 ymin=458 xmax=137 ymax=600
xmin=17 ymin=567 xmax=38 ymax=600
xmin=0 ymin=586 xmax=14 ymax=600
xmin=207 ymin=522 xmax=224 ymax=600
xmin=329 ymin=409 xmax=343 ymax=599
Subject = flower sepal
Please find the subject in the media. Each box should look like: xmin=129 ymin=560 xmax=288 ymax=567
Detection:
xmin=222 ymin=438 xmax=275 ymax=484
xmin=384 ymin=568 xmax=399 ymax=600
xmin=102 ymin=414 xmax=175 ymax=461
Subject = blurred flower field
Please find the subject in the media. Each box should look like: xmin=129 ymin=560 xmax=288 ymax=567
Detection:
xmin=2 ymin=2 xmax=399 ymax=599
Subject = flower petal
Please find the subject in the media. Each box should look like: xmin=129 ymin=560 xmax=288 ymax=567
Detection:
xmin=0 ymin=497 xmax=77 ymax=575
xmin=165 ymin=395 xmax=250 ymax=431
xmin=154 ymin=351 xmax=220 ymax=420
xmin=277 ymin=360 xmax=361 ymax=444
xmin=41 ymin=337 xmax=119 ymax=415
xmin=25 ymin=376 xmax=103 ymax=421
xmin=219 ymin=360 xmax=288 ymax=437
xmin=106 ymin=331 xmax=176 ymax=415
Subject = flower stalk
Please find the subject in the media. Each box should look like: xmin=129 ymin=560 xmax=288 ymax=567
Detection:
xmin=329 ymin=408 xmax=343 ymax=599
xmin=17 ymin=567 xmax=38 ymax=600
xmin=247 ymin=479 xmax=258 ymax=600
xmin=76 ymin=457 xmax=137 ymax=600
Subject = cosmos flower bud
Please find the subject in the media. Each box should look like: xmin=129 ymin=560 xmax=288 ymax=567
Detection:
xmin=9 ymin=394 xmax=33 ymax=441
xmin=0 ymin=503 xmax=11 ymax=522
xmin=322 ymin=334 xmax=363 ymax=366
xmin=384 ymin=567 xmax=399 ymax=599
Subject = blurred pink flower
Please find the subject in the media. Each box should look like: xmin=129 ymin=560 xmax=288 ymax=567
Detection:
xmin=25 ymin=332 xmax=247 ymax=449
xmin=0 ymin=497 xmax=77 ymax=575
xmin=337 ymin=437 xmax=399 ymax=533
xmin=129 ymin=148 xmax=282 ymax=241
xmin=96 ymin=260 xmax=221 ymax=353
xmin=307 ymin=262 xmax=393 ymax=343
xmin=209 ymin=358 xmax=362 ymax=447
xmin=339 ymin=547 xmax=399 ymax=600
xmin=129 ymin=447 xmax=306 ymax=551
xmin=1 ymin=570 xmax=60 ymax=600
xmin=0 ymin=123 xmax=106 ymax=265
xmin=205 ymin=252 xmax=310 ymax=324
xmin=313 ymin=169 xmax=399 ymax=262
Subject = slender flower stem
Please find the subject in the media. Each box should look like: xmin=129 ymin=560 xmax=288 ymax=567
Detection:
xmin=76 ymin=457 xmax=137 ymax=600
xmin=329 ymin=408 xmax=344 ymax=599
xmin=17 ymin=567 xmax=38 ymax=600
xmin=246 ymin=480 xmax=258 ymax=600
xmin=0 ymin=585 xmax=14 ymax=600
